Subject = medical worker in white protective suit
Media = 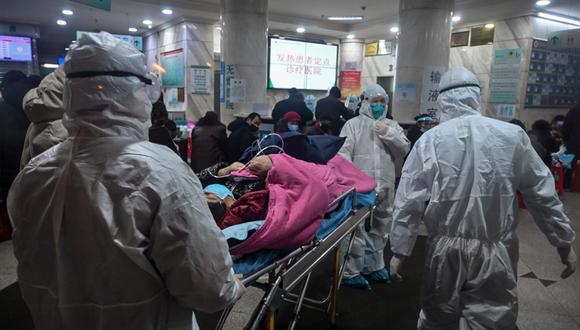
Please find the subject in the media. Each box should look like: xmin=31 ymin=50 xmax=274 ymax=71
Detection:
xmin=389 ymin=68 xmax=576 ymax=329
xmin=7 ymin=32 xmax=243 ymax=330
xmin=339 ymin=84 xmax=410 ymax=289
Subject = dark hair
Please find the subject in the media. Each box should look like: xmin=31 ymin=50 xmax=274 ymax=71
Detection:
xmin=151 ymin=92 xmax=168 ymax=126
xmin=207 ymin=200 xmax=227 ymax=223
xmin=552 ymin=115 xmax=565 ymax=123
xmin=196 ymin=111 xmax=223 ymax=127
xmin=1 ymin=70 xmax=26 ymax=89
xmin=509 ymin=119 xmax=526 ymax=131
xmin=289 ymin=92 xmax=304 ymax=102
xmin=329 ymin=86 xmax=341 ymax=99
xmin=289 ymin=87 xmax=298 ymax=95
xmin=532 ymin=120 xmax=551 ymax=131
xmin=246 ymin=112 xmax=262 ymax=121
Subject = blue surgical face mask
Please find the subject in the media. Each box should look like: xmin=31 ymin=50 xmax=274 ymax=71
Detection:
xmin=370 ymin=103 xmax=385 ymax=119
xmin=203 ymin=184 xmax=234 ymax=200
xmin=288 ymin=123 xmax=299 ymax=132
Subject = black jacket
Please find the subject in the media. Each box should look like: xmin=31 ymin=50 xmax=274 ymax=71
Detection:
xmin=406 ymin=125 xmax=424 ymax=150
xmin=563 ymin=107 xmax=580 ymax=155
xmin=271 ymin=99 xmax=313 ymax=124
xmin=226 ymin=118 xmax=259 ymax=162
xmin=190 ymin=124 xmax=227 ymax=172
xmin=0 ymin=80 xmax=33 ymax=202
xmin=315 ymin=96 xmax=353 ymax=123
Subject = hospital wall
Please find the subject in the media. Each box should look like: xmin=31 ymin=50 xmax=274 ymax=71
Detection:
xmin=449 ymin=15 xmax=578 ymax=127
xmin=358 ymin=15 xmax=578 ymax=127
xmin=144 ymin=21 xmax=214 ymax=121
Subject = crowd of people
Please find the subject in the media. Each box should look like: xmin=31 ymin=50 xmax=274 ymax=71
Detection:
xmin=0 ymin=32 xmax=577 ymax=330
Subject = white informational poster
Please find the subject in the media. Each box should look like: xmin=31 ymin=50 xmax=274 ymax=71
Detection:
xmin=420 ymin=66 xmax=445 ymax=116
xmin=268 ymin=37 xmax=338 ymax=90
xmin=229 ymin=79 xmax=246 ymax=103
xmin=489 ymin=48 xmax=523 ymax=103
xmin=190 ymin=66 xmax=211 ymax=94
xmin=395 ymin=83 xmax=417 ymax=102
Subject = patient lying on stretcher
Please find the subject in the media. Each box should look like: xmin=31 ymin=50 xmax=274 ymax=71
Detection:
xmin=201 ymin=153 xmax=376 ymax=256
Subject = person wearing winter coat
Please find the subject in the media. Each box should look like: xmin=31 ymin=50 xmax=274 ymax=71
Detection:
xmin=190 ymin=111 xmax=228 ymax=172
xmin=226 ymin=112 xmax=262 ymax=162
xmin=20 ymin=67 xmax=68 ymax=168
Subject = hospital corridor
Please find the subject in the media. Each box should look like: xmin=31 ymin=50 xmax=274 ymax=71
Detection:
xmin=1 ymin=0 xmax=580 ymax=329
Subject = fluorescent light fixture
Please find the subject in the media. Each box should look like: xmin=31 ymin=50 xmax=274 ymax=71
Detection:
xmin=57 ymin=20 xmax=67 ymax=26
xmin=538 ymin=12 xmax=580 ymax=26
xmin=162 ymin=9 xmax=173 ymax=15
xmin=452 ymin=16 xmax=461 ymax=22
xmin=484 ymin=23 xmax=495 ymax=29
xmin=65 ymin=47 xmax=70 ymax=51
xmin=296 ymin=27 xmax=305 ymax=33
xmin=128 ymin=27 xmax=137 ymax=32
xmin=536 ymin=0 xmax=551 ymax=6
xmin=346 ymin=34 xmax=355 ymax=39
xmin=327 ymin=16 xmax=363 ymax=21
xmin=62 ymin=9 xmax=73 ymax=15
xmin=148 ymin=25 xmax=152 ymax=29
xmin=390 ymin=26 xmax=399 ymax=33
xmin=216 ymin=26 xmax=222 ymax=31
xmin=143 ymin=19 xmax=153 ymax=25
xmin=42 ymin=63 xmax=59 ymax=68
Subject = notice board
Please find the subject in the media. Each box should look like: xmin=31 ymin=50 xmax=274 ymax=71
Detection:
xmin=525 ymin=38 xmax=580 ymax=108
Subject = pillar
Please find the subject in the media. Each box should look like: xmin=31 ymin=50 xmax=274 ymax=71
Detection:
xmin=220 ymin=0 xmax=268 ymax=124
xmin=393 ymin=0 xmax=454 ymax=123
xmin=339 ymin=39 xmax=365 ymax=98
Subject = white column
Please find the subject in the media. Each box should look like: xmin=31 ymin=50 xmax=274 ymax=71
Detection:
xmin=220 ymin=0 xmax=268 ymax=124
xmin=393 ymin=0 xmax=454 ymax=123
xmin=339 ymin=39 xmax=365 ymax=97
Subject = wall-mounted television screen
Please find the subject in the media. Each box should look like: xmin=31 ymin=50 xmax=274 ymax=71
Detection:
xmin=0 ymin=35 xmax=32 ymax=62
xmin=268 ymin=37 xmax=338 ymax=91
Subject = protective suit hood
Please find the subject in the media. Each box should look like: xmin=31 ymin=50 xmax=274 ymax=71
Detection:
xmin=360 ymin=84 xmax=389 ymax=120
xmin=436 ymin=68 xmax=481 ymax=123
xmin=63 ymin=32 xmax=152 ymax=139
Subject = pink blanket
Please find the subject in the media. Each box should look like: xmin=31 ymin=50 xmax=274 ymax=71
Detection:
xmin=229 ymin=154 xmax=376 ymax=255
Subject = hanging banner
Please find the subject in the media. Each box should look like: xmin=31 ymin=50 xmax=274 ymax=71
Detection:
xmin=224 ymin=64 xmax=235 ymax=110
xmin=160 ymin=49 xmax=184 ymax=88
xmin=71 ymin=0 xmax=111 ymax=11
xmin=190 ymin=66 xmax=211 ymax=94
xmin=420 ymin=66 xmax=445 ymax=116
xmin=339 ymin=71 xmax=361 ymax=97
xmin=489 ymin=48 xmax=523 ymax=103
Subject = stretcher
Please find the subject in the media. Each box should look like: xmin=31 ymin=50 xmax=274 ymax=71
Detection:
xmin=215 ymin=187 xmax=373 ymax=330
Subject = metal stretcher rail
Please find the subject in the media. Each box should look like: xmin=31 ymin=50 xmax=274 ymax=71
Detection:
xmin=215 ymin=188 xmax=373 ymax=330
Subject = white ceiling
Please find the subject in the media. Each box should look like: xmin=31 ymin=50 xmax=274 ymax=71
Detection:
xmin=1 ymin=0 xmax=579 ymax=63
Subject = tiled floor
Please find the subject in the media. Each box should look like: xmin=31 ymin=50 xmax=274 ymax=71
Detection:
xmin=1 ymin=193 xmax=580 ymax=329
xmin=516 ymin=192 xmax=580 ymax=329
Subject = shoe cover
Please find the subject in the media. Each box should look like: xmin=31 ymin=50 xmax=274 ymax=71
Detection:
xmin=341 ymin=274 xmax=371 ymax=290
xmin=368 ymin=268 xmax=391 ymax=283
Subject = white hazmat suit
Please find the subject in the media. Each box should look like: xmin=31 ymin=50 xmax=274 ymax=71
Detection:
xmin=339 ymin=84 xmax=410 ymax=282
xmin=389 ymin=68 xmax=576 ymax=329
xmin=7 ymin=32 xmax=243 ymax=330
